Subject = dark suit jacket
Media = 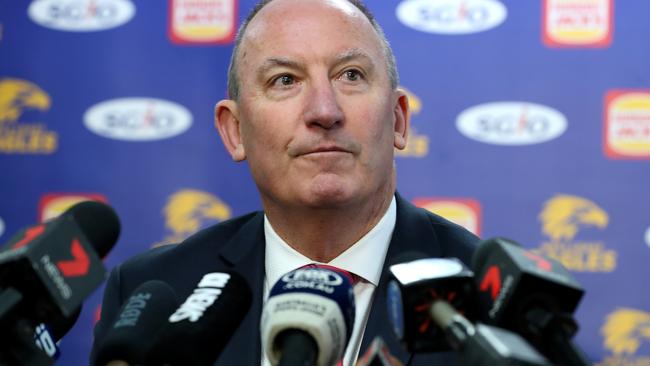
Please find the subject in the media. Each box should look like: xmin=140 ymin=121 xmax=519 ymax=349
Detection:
xmin=92 ymin=194 xmax=479 ymax=365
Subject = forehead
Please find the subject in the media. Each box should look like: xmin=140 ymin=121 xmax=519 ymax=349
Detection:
xmin=239 ymin=0 xmax=383 ymax=69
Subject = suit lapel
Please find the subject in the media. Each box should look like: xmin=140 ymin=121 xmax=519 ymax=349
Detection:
xmin=360 ymin=194 xmax=442 ymax=364
xmin=214 ymin=212 xmax=266 ymax=366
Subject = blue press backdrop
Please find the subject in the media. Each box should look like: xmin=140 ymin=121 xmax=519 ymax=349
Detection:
xmin=1 ymin=0 xmax=649 ymax=365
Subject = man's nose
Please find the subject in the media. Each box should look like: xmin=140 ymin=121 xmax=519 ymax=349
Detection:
xmin=302 ymin=78 xmax=344 ymax=129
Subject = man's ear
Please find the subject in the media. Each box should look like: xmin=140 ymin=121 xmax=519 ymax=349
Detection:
xmin=393 ymin=88 xmax=410 ymax=150
xmin=215 ymin=99 xmax=246 ymax=161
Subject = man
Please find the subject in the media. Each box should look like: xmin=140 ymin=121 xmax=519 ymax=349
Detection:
xmin=92 ymin=0 xmax=478 ymax=365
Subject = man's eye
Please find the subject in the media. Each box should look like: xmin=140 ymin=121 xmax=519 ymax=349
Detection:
xmin=273 ymin=74 xmax=295 ymax=87
xmin=342 ymin=69 xmax=362 ymax=82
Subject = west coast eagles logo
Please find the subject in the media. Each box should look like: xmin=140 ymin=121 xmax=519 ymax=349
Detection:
xmin=535 ymin=194 xmax=616 ymax=272
xmin=153 ymin=189 xmax=232 ymax=247
xmin=0 ymin=78 xmax=57 ymax=154
xmin=596 ymin=308 xmax=650 ymax=366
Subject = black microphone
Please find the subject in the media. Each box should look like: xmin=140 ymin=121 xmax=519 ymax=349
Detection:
xmin=33 ymin=305 xmax=83 ymax=360
xmin=261 ymin=264 xmax=356 ymax=366
xmin=0 ymin=200 xmax=120 ymax=319
xmin=386 ymin=256 xmax=551 ymax=366
xmin=145 ymin=271 xmax=252 ymax=366
xmin=472 ymin=237 xmax=590 ymax=366
xmin=0 ymin=201 xmax=120 ymax=365
xmin=94 ymin=280 xmax=178 ymax=366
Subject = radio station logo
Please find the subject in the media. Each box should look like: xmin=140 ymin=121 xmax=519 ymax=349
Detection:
xmin=395 ymin=87 xmax=428 ymax=158
xmin=457 ymin=101 xmax=567 ymax=145
xmin=84 ymin=97 xmax=192 ymax=141
xmin=169 ymin=0 xmax=237 ymax=44
xmin=412 ymin=197 xmax=481 ymax=236
xmin=38 ymin=193 xmax=109 ymax=222
xmin=604 ymin=90 xmax=650 ymax=159
xmin=396 ymin=0 xmax=507 ymax=35
xmin=543 ymin=0 xmax=612 ymax=48
xmin=535 ymin=194 xmax=616 ymax=272
xmin=154 ymin=189 xmax=231 ymax=247
xmin=28 ymin=0 xmax=136 ymax=32
xmin=596 ymin=308 xmax=650 ymax=366
xmin=0 ymin=78 xmax=57 ymax=154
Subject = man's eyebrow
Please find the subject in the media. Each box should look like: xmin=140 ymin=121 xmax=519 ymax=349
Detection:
xmin=257 ymin=57 xmax=301 ymax=76
xmin=333 ymin=49 xmax=375 ymax=67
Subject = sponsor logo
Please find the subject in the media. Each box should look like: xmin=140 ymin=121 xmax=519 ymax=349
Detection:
xmin=535 ymin=194 xmax=616 ymax=272
xmin=543 ymin=0 xmax=612 ymax=48
xmin=0 ymin=78 xmax=57 ymax=154
xmin=645 ymin=226 xmax=650 ymax=249
xmin=457 ymin=101 xmax=567 ymax=145
xmin=154 ymin=189 xmax=231 ymax=247
xmin=413 ymin=197 xmax=481 ymax=236
xmin=604 ymin=90 xmax=650 ymax=159
xmin=396 ymin=0 xmax=507 ymax=35
xmin=38 ymin=193 xmax=108 ymax=222
xmin=84 ymin=97 xmax=192 ymax=141
xmin=596 ymin=308 xmax=650 ymax=366
xmin=168 ymin=0 xmax=237 ymax=44
xmin=395 ymin=87 xmax=428 ymax=158
xmin=169 ymin=272 xmax=230 ymax=322
xmin=0 ymin=217 xmax=4 ymax=239
xmin=28 ymin=0 xmax=136 ymax=32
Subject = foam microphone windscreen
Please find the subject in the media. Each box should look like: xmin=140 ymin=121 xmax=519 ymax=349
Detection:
xmin=145 ymin=271 xmax=253 ymax=366
xmin=94 ymin=280 xmax=178 ymax=366
xmin=63 ymin=201 xmax=120 ymax=259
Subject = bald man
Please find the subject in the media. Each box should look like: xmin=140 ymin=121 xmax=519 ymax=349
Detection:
xmin=92 ymin=1 xmax=478 ymax=365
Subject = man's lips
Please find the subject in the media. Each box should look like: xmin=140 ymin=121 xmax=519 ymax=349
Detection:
xmin=303 ymin=146 xmax=350 ymax=155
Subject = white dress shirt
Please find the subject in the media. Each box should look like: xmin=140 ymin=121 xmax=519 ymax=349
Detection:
xmin=261 ymin=196 xmax=396 ymax=366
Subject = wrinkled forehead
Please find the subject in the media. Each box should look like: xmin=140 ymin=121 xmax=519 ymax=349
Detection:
xmin=239 ymin=0 xmax=383 ymax=68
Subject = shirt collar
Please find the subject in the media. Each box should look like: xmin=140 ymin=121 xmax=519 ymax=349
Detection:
xmin=264 ymin=196 xmax=396 ymax=288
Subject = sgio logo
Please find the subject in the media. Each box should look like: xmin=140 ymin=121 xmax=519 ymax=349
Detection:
xmin=396 ymin=0 xmax=507 ymax=35
xmin=456 ymin=101 xmax=567 ymax=145
xmin=84 ymin=98 xmax=192 ymax=141
xmin=28 ymin=0 xmax=135 ymax=32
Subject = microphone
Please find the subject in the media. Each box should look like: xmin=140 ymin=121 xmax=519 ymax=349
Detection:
xmin=261 ymin=264 xmax=356 ymax=366
xmin=386 ymin=256 xmax=551 ymax=366
xmin=94 ymin=280 xmax=178 ymax=366
xmin=33 ymin=305 xmax=83 ymax=360
xmin=0 ymin=200 xmax=120 ymax=319
xmin=471 ymin=237 xmax=590 ymax=366
xmin=145 ymin=271 xmax=252 ymax=366
xmin=0 ymin=201 xmax=120 ymax=365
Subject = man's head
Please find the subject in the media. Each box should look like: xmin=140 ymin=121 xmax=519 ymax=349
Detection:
xmin=215 ymin=0 xmax=409 ymax=212
xmin=227 ymin=0 xmax=399 ymax=101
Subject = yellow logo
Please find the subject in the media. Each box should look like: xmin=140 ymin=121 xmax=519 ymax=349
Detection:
xmin=536 ymin=194 xmax=616 ymax=272
xmin=595 ymin=308 xmax=650 ymax=366
xmin=154 ymin=189 xmax=231 ymax=247
xmin=395 ymin=87 xmax=428 ymax=158
xmin=0 ymin=78 xmax=57 ymax=154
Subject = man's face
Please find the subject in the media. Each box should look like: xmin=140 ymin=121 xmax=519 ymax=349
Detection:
xmin=218 ymin=0 xmax=408 ymax=210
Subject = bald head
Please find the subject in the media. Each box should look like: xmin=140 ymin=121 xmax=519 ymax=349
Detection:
xmin=226 ymin=0 xmax=398 ymax=101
